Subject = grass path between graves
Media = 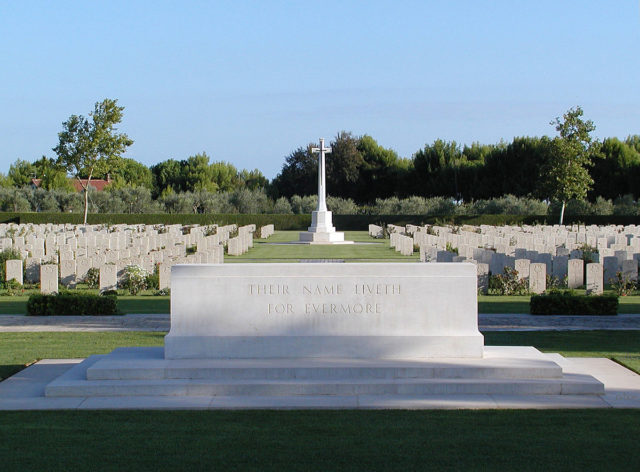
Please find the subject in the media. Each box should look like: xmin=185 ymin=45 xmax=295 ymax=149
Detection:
xmin=1 ymin=409 xmax=639 ymax=472
xmin=1 ymin=331 xmax=638 ymax=471
xmin=228 ymin=230 xmax=420 ymax=262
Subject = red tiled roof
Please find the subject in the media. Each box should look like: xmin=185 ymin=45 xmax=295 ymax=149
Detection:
xmin=30 ymin=177 xmax=112 ymax=192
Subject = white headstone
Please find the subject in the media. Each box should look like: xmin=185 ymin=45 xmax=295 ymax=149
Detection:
xmin=586 ymin=263 xmax=603 ymax=295
xmin=100 ymin=264 xmax=118 ymax=292
xmin=59 ymin=259 xmax=77 ymax=287
xmin=5 ymin=259 xmax=23 ymax=285
xmin=529 ymin=263 xmax=546 ymax=294
xmin=567 ymin=259 xmax=584 ymax=289
xmin=40 ymin=265 xmax=58 ymax=294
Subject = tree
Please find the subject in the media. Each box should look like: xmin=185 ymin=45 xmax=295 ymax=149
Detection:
xmin=53 ymin=99 xmax=133 ymax=224
xmin=7 ymin=159 xmax=35 ymax=187
xmin=32 ymin=156 xmax=75 ymax=192
xmin=270 ymin=146 xmax=317 ymax=198
xmin=541 ymin=106 xmax=599 ymax=225
xmin=109 ymin=158 xmax=153 ymax=189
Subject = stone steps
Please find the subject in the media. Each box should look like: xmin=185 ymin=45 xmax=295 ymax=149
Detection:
xmin=44 ymin=347 xmax=605 ymax=399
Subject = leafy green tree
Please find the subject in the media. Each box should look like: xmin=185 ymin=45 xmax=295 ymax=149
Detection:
xmin=32 ymin=156 xmax=75 ymax=192
xmin=53 ymin=99 xmax=133 ymax=223
xmin=326 ymin=131 xmax=364 ymax=200
xmin=184 ymin=153 xmax=217 ymax=192
xmin=7 ymin=159 xmax=35 ymax=187
xmin=590 ymin=138 xmax=640 ymax=199
xmin=541 ymin=106 xmax=599 ymax=224
xmin=151 ymin=159 xmax=183 ymax=197
xmin=0 ymin=173 xmax=12 ymax=188
xmin=270 ymin=146 xmax=317 ymax=198
xmin=109 ymin=158 xmax=153 ymax=189
xmin=210 ymin=162 xmax=239 ymax=192
xmin=238 ymin=168 xmax=268 ymax=190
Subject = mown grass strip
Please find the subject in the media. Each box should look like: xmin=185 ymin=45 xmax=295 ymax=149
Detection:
xmin=0 ymin=409 xmax=639 ymax=472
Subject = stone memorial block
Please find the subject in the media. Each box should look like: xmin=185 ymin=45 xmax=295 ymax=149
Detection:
xmin=59 ymin=259 xmax=77 ymax=287
xmin=166 ymin=263 xmax=483 ymax=359
xmin=99 ymin=264 xmax=118 ymax=292
xmin=5 ymin=259 xmax=23 ymax=284
xmin=514 ymin=259 xmax=530 ymax=280
xmin=40 ymin=264 xmax=58 ymax=294
xmin=476 ymin=263 xmax=489 ymax=294
xmin=586 ymin=263 xmax=603 ymax=295
xmin=622 ymin=259 xmax=638 ymax=282
xmin=529 ymin=263 xmax=546 ymax=294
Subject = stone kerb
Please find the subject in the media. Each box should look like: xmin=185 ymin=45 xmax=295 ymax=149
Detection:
xmin=166 ymin=263 xmax=483 ymax=359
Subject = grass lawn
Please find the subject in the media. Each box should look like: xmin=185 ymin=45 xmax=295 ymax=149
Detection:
xmin=229 ymin=230 xmax=420 ymax=262
xmin=1 ymin=409 xmax=639 ymax=472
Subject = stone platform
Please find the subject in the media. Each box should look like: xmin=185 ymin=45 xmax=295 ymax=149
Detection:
xmin=44 ymin=346 xmax=604 ymax=400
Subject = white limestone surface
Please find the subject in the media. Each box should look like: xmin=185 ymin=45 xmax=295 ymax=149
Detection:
xmin=165 ymin=263 xmax=483 ymax=359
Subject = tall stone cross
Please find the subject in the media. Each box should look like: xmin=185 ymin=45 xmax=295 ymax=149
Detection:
xmin=311 ymin=138 xmax=331 ymax=212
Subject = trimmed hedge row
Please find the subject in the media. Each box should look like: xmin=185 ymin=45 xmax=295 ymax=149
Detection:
xmin=26 ymin=293 xmax=120 ymax=316
xmin=0 ymin=212 xmax=311 ymax=230
xmin=530 ymin=292 xmax=619 ymax=316
xmin=1 ymin=212 xmax=639 ymax=230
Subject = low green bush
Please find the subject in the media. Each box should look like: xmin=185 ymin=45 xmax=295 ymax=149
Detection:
xmin=26 ymin=292 xmax=120 ymax=316
xmin=530 ymin=290 xmax=618 ymax=316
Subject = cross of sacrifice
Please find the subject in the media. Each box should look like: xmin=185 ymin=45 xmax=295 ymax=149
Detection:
xmin=311 ymin=138 xmax=332 ymax=212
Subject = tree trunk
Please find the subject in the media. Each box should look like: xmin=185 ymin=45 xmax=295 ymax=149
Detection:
xmin=83 ymin=188 xmax=89 ymax=225
xmin=559 ymin=201 xmax=566 ymax=226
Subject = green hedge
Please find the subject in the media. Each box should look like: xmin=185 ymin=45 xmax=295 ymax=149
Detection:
xmin=26 ymin=293 xmax=120 ymax=316
xmin=530 ymin=291 xmax=618 ymax=316
xmin=0 ymin=212 xmax=311 ymax=230
xmin=2 ymin=212 xmax=639 ymax=230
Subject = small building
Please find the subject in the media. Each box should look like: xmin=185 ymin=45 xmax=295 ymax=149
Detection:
xmin=30 ymin=175 xmax=112 ymax=192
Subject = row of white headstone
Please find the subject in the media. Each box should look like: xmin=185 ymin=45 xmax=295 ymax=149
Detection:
xmin=372 ymin=223 xmax=640 ymax=294
xmin=1 ymin=223 xmax=275 ymax=293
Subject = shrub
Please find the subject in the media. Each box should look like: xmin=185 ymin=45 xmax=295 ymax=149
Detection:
xmin=610 ymin=271 xmax=636 ymax=296
xmin=26 ymin=293 xmax=120 ymax=316
xmin=84 ymin=267 xmax=100 ymax=289
xmin=3 ymin=278 xmax=23 ymax=296
xmin=122 ymin=265 xmax=149 ymax=295
xmin=146 ymin=264 xmax=160 ymax=291
xmin=530 ymin=290 xmax=618 ymax=316
xmin=488 ymin=266 xmax=529 ymax=295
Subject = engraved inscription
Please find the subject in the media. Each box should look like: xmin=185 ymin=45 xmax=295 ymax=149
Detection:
xmin=247 ymin=282 xmax=402 ymax=316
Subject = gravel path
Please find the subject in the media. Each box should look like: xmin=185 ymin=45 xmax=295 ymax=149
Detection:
xmin=1 ymin=313 xmax=639 ymax=332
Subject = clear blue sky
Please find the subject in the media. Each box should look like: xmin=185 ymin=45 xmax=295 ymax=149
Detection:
xmin=1 ymin=1 xmax=639 ymax=179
